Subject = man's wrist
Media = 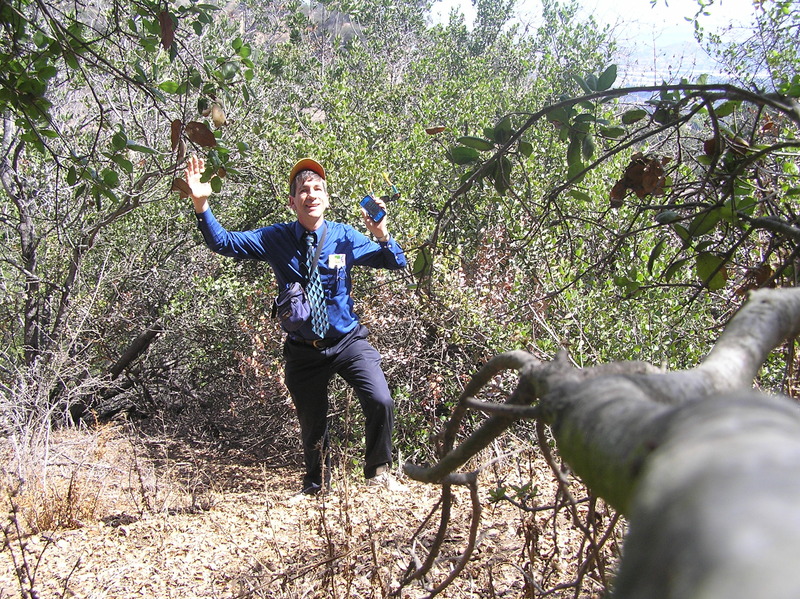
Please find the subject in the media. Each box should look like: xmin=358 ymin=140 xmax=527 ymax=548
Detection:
xmin=376 ymin=233 xmax=390 ymax=243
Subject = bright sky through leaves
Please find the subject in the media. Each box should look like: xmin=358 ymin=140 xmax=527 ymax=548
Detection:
xmin=431 ymin=0 xmax=757 ymax=84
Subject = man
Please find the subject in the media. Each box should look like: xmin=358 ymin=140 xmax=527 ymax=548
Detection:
xmin=184 ymin=155 xmax=407 ymax=495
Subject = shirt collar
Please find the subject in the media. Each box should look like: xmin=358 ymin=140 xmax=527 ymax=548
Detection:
xmin=293 ymin=220 xmax=327 ymax=243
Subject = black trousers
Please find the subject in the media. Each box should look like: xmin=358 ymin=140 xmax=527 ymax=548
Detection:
xmin=283 ymin=325 xmax=394 ymax=490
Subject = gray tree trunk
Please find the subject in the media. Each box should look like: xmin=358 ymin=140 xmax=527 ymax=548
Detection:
xmin=407 ymin=288 xmax=800 ymax=598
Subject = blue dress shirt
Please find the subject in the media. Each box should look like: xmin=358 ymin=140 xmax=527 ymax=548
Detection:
xmin=196 ymin=208 xmax=407 ymax=340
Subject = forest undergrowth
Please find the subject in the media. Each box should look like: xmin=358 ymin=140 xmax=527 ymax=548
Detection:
xmin=0 ymin=411 xmax=623 ymax=598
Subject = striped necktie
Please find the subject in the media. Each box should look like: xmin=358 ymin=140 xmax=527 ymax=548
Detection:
xmin=305 ymin=233 xmax=329 ymax=337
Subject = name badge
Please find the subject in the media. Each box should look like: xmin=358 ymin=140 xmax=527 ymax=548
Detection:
xmin=329 ymin=254 xmax=346 ymax=268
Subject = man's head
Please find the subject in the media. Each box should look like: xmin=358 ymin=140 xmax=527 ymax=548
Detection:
xmin=288 ymin=158 xmax=329 ymax=229
xmin=289 ymin=158 xmax=326 ymax=196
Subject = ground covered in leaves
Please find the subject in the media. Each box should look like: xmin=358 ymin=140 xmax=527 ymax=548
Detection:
xmin=0 ymin=423 xmax=622 ymax=598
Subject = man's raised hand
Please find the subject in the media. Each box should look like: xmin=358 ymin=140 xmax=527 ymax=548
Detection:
xmin=185 ymin=155 xmax=213 ymax=212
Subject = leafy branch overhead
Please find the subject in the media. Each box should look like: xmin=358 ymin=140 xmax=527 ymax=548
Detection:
xmin=439 ymin=60 xmax=800 ymax=297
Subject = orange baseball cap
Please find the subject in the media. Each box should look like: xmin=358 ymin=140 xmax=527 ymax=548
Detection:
xmin=289 ymin=158 xmax=326 ymax=190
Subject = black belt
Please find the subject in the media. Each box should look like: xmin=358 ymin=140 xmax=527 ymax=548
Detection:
xmin=290 ymin=336 xmax=341 ymax=349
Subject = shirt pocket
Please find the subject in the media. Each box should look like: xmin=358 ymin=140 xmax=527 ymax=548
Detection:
xmin=332 ymin=266 xmax=346 ymax=296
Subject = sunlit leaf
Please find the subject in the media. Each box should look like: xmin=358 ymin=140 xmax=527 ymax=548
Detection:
xmin=158 ymin=80 xmax=182 ymax=94
xmin=211 ymin=103 xmax=226 ymax=128
xmin=412 ymin=246 xmax=433 ymax=278
xmin=126 ymin=142 xmax=158 ymax=154
xmin=573 ymin=75 xmax=592 ymax=94
xmin=220 ymin=62 xmax=239 ymax=80
xmin=597 ymin=64 xmax=617 ymax=91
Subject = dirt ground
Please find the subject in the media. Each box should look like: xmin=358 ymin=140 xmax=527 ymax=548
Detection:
xmin=0 ymin=424 xmax=622 ymax=598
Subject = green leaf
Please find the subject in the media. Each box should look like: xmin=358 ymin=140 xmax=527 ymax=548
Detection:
xmin=567 ymin=159 xmax=585 ymax=183
xmin=566 ymin=136 xmax=582 ymax=167
xmin=111 ymin=131 xmax=127 ymax=152
xmin=111 ymin=155 xmax=134 ymax=174
xmin=102 ymin=168 xmax=120 ymax=188
xmin=126 ymin=142 xmax=158 ymax=154
xmin=647 ymin=238 xmax=666 ymax=275
xmin=688 ymin=208 xmax=722 ymax=237
xmin=599 ymin=126 xmax=626 ymax=139
xmin=672 ymin=223 xmax=691 ymax=245
xmin=518 ymin=140 xmax=533 ymax=157
xmin=64 ymin=51 xmax=79 ymax=69
xmin=696 ymin=253 xmax=728 ymax=291
xmin=597 ymin=65 xmax=617 ymax=91
xmin=448 ymin=145 xmax=480 ymax=165
xmin=663 ymin=258 xmax=689 ymax=282
xmin=492 ymin=156 xmax=512 ymax=195
xmin=655 ymin=210 xmax=680 ymax=225
xmin=569 ymin=190 xmax=592 ymax=202
xmin=220 ymin=61 xmax=239 ymax=80
xmin=581 ymin=134 xmax=595 ymax=160
xmin=158 ymin=80 xmax=181 ymax=93
xmin=456 ymin=136 xmax=494 ymax=151
xmin=573 ymin=74 xmax=592 ymax=94
xmin=621 ymin=109 xmax=648 ymax=124
xmin=412 ymin=246 xmax=433 ymax=278
xmin=491 ymin=116 xmax=513 ymax=144
xmin=714 ymin=101 xmax=739 ymax=117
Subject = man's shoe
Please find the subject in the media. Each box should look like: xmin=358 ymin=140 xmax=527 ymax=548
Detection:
xmin=302 ymin=483 xmax=323 ymax=495
xmin=366 ymin=470 xmax=407 ymax=492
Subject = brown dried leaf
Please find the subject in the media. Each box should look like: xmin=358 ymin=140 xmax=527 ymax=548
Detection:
xmin=170 ymin=119 xmax=182 ymax=152
xmin=159 ymin=11 xmax=175 ymax=50
xmin=641 ymin=159 xmax=665 ymax=195
xmin=425 ymin=126 xmax=446 ymax=135
xmin=211 ymin=104 xmax=226 ymax=129
xmin=171 ymin=178 xmax=191 ymax=199
xmin=609 ymin=180 xmax=627 ymax=207
xmin=185 ymin=121 xmax=217 ymax=147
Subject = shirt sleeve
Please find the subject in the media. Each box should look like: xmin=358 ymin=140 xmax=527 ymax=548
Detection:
xmin=349 ymin=227 xmax=407 ymax=270
xmin=195 ymin=208 xmax=270 ymax=260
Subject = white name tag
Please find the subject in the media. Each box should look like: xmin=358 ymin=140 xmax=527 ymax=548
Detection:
xmin=329 ymin=254 xmax=346 ymax=268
